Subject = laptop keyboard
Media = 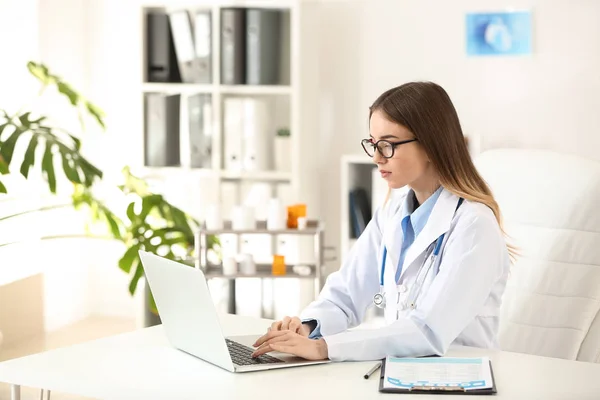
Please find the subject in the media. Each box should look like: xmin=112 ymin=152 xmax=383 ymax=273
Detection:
xmin=225 ymin=339 xmax=284 ymax=366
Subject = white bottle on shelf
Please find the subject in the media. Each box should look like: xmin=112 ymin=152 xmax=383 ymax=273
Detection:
xmin=205 ymin=204 xmax=223 ymax=230
xmin=266 ymin=198 xmax=285 ymax=230
xmin=231 ymin=205 xmax=256 ymax=230
xmin=222 ymin=256 xmax=238 ymax=275
xmin=238 ymin=253 xmax=256 ymax=275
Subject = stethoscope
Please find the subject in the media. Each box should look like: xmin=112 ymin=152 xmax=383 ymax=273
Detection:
xmin=373 ymin=198 xmax=464 ymax=311
xmin=372 ymin=234 xmax=445 ymax=311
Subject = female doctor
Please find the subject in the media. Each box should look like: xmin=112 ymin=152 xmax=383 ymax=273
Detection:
xmin=252 ymin=81 xmax=512 ymax=362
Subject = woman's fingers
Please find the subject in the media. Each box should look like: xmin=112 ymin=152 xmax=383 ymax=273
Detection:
xmin=253 ymin=328 xmax=288 ymax=347
xmin=253 ymin=316 xmax=304 ymax=347
xmin=280 ymin=316 xmax=292 ymax=330
xmin=254 ymin=320 xmax=282 ymax=346
xmin=251 ymin=332 xmax=295 ymax=357
xmin=288 ymin=317 xmax=302 ymax=333
xmin=270 ymin=320 xmax=282 ymax=331
xmin=253 ymin=336 xmax=328 ymax=361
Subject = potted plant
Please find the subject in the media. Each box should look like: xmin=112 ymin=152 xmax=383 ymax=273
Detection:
xmin=0 ymin=62 xmax=218 ymax=326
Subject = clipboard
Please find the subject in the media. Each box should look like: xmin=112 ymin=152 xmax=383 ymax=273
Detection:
xmin=378 ymin=358 xmax=497 ymax=395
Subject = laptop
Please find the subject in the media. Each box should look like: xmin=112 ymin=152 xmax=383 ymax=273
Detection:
xmin=139 ymin=251 xmax=330 ymax=372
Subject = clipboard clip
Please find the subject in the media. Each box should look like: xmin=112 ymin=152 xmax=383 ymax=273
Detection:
xmin=410 ymin=386 xmax=466 ymax=392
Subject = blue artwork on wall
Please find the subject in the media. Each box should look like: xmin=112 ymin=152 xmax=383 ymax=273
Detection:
xmin=466 ymin=11 xmax=532 ymax=56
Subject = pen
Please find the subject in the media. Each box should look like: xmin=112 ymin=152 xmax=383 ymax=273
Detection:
xmin=363 ymin=362 xmax=381 ymax=379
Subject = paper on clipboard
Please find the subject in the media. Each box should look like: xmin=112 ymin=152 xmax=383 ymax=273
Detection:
xmin=383 ymin=357 xmax=494 ymax=391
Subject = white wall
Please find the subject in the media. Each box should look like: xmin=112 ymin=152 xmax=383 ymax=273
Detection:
xmin=303 ymin=0 xmax=600 ymax=272
xmin=0 ymin=0 xmax=39 ymax=111
xmin=0 ymin=0 xmax=44 ymax=339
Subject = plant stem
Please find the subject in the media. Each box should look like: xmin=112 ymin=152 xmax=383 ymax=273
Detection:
xmin=0 ymin=233 xmax=115 ymax=248
xmin=0 ymin=203 xmax=72 ymax=222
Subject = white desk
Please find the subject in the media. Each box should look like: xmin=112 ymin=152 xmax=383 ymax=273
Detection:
xmin=1 ymin=314 xmax=599 ymax=399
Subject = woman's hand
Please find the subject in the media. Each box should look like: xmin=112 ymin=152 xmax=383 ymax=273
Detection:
xmin=261 ymin=316 xmax=313 ymax=338
xmin=252 ymin=330 xmax=329 ymax=361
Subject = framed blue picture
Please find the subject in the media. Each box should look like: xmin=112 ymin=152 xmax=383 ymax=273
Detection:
xmin=466 ymin=11 xmax=532 ymax=56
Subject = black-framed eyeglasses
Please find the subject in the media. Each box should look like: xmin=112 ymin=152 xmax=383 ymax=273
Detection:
xmin=361 ymin=138 xmax=418 ymax=159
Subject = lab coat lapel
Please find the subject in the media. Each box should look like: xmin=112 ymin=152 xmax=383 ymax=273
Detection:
xmin=398 ymin=188 xmax=460 ymax=280
xmin=382 ymin=204 xmax=407 ymax=281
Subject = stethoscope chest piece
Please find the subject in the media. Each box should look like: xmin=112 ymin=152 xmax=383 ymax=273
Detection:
xmin=373 ymin=292 xmax=386 ymax=308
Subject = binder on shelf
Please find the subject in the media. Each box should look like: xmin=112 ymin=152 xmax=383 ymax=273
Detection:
xmin=246 ymin=9 xmax=281 ymax=85
xmin=188 ymin=93 xmax=213 ymax=169
xmin=242 ymin=98 xmax=272 ymax=171
xmin=168 ymin=9 xmax=211 ymax=83
xmin=220 ymin=8 xmax=246 ymax=85
xmin=223 ymin=97 xmax=273 ymax=172
xmin=223 ymin=97 xmax=244 ymax=171
xmin=146 ymin=11 xmax=181 ymax=83
xmin=193 ymin=10 xmax=212 ymax=83
xmin=144 ymin=93 xmax=181 ymax=167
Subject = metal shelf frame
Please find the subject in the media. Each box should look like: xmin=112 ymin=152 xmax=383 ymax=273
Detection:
xmin=194 ymin=219 xmax=326 ymax=317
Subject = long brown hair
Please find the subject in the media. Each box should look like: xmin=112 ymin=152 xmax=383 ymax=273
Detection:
xmin=371 ymin=81 xmax=516 ymax=261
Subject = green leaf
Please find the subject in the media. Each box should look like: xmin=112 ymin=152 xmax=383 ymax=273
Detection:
xmin=170 ymin=207 xmax=193 ymax=237
xmin=0 ymin=122 xmax=8 ymax=139
xmin=140 ymin=194 xmax=162 ymax=221
xmin=56 ymin=81 xmax=79 ymax=106
xmin=77 ymin=157 xmax=103 ymax=183
xmin=0 ymin=130 xmax=21 ymax=166
xmin=126 ymin=202 xmax=137 ymax=221
xmin=119 ymin=244 xmax=140 ymax=273
xmin=30 ymin=116 xmax=46 ymax=125
xmin=85 ymin=101 xmax=106 ymax=130
xmin=207 ymin=234 xmax=220 ymax=249
xmin=41 ymin=143 xmax=57 ymax=193
xmin=157 ymin=236 xmax=188 ymax=247
xmin=76 ymin=160 xmax=99 ymax=188
xmin=104 ymin=212 xmax=122 ymax=240
xmin=27 ymin=61 xmax=52 ymax=84
xmin=19 ymin=135 xmax=39 ymax=178
xmin=18 ymin=112 xmax=31 ymax=126
xmin=68 ymin=133 xmax=81 ymax=151
xmin=0 ymin=155 xmax=8 ymax=174
xmin=128 ymin=259 xmax=144 ymax=296
xmin=60 ymin=152 xmax=81 ymax=184
xmin=0 ymin=180 xmax=6 ymax=194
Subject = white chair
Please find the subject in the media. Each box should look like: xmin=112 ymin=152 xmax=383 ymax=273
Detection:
xmin=475 ymin=148 xmax=600 ymax=363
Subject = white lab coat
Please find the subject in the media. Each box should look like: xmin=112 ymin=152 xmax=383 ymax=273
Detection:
xmin=300 ymin=187 xmax=509 ymax=361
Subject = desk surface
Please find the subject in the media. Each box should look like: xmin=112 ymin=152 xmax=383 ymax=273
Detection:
xmin=1 ymin=314 xmax=600 ymax=400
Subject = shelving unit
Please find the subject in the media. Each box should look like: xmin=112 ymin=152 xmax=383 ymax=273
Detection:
xmin=139 ymin=0 xmax=300 ymax=205
xmin=137 ymin=0 xmax=312 ymax=318
xmin=195 ymin=219 xmax=325 ymax=315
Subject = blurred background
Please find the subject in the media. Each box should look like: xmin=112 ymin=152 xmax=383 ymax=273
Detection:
xmin=1 ymin=0 xmax=599 ymax=392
